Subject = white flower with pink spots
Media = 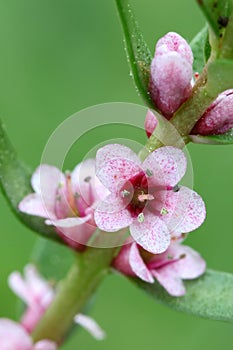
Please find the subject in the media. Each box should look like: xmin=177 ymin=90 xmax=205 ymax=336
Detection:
xmin=94 ymin=144 xmax=206 ymax=254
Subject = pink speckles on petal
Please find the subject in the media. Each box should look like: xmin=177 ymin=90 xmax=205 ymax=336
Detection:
xmin=162 ymin=186 xmax=206 ymax=235
xmin=96 ymin=158 xmax=142 ymax=192
xmin=152 ymin=268 xmax=186 ymax=296
xmin=145 ymin=110 xmax=158 ymax=138
xmin=130 ymin=212 xmax=171 ymax=254
xmin=129 ymin=243 xmax=154 ymax=283
xmin=143 ymin=146 xmax=187 ymax=187
xmin=96 ymin=144 xmax=141 ymax=171
xmin=94 ymin=206 xmax=133 ymax=232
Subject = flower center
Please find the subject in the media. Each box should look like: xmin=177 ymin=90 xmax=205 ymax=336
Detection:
xmin=65 ymin=172 xmax=80 ymax=216
xmin=120 ymin=171 xmax=153 ymax=217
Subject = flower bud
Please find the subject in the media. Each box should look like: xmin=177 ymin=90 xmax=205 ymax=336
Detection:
xmin=144 ymin=110 xmax=158 ymax=137
xmin=191 ymin=89 xmax=233 ymax=135
xmin=149 ymin=32 xmax=193 ymax=119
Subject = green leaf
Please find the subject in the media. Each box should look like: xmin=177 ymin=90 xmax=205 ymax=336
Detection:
xmin=190 ymin=128 xmax=233 ymax=144
xmin=132 ymin=269 xmax=233 ymax=322
xmin=207 ymin=59 xmax=233 ymax=95
xmin=190 ymin=26 xmax=210 ymax=73
xmin=0 ymin=120 xmax=62 ymax=242
xmin=115 ymin=0 xmax=153 ymax=108
xmin=196 ymin=0 xmax=232 ymax=37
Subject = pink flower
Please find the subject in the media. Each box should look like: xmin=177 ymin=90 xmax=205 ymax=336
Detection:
xmin=113 ymin=240 xmax=206 ymax=296
xmin=8 ymin=265 xmax=106 ymax=341
xmin=8 ymin=264 xmax=55 ymax=333
xmin=0 ymin=318 xmax=57 ymax=350
xmin=94 ymin=144 xmax=205 ymax=254
xmin=191 ymin=89 xmax=233 ymax=135
xmin=19 ymin=159 xmax=106 ymax=249
xmin=149 ymin=32 xmax=193 ymax=119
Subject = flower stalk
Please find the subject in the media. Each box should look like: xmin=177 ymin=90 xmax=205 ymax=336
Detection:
xmin=32 ymin=246 xmax=116 ymax=344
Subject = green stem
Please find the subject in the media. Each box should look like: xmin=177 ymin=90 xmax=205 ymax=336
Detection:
xmin=32 ymin=246 xmax=116 ymax=344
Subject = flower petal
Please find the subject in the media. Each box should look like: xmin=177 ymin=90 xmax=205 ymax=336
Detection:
xmin=152 ymin=267 xmax=186 ymax=296
xmin=0 ymin=319 xmax=32 ymax=349
xmin=130 ymin=212 xmax=170 ymax=254
xmin=145 ymin=110 xmax=158 ymax=138
xmin=95 ymin=204 xmax=133 ymax=232
xmin=32 ymin=164 xmax=64 ymax=195
xmin=129 ymin=243 xmax=154 ymax=283
xmin=167 ymin=244 xmax=206 ymax=279
xmin=74 ymin=314 xmax=106 ymax=341
xmin=96 ymin=144 xmax=140 ymax=170
xmin=34 ymin=340 xmax=57 ymax=350
xmin=8 ymin=272 xmax=33 ymax=306
xmin=160 ymin=186 xmax=206 ymax=235
xmin=143 ymin=146 xmax=187 ymax=187
xmin=18 ymin=193 xmax=56 ymax=219
xmin=192 ymin=89 xmax=233 ymax=135
xmin=96 ymin=158 xmax=142 ymax=192
xmin=45 ymin=216 xmax=91 ymax=228
xmin=112 ymin=241 xmax=135 ymax=276
xmin=46 ymin=216 xmax=95 ymax=247
xmin=71 ymin=158 xmax=108 ymax=205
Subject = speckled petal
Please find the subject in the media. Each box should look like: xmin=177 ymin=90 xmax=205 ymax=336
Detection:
xmin=152 ymin=267 xmax=186 ymax=296
xmin=129 ymin=243 xmax=154 ymax=283
xmin=96 ymin=157 xmax=142 ymax=192
xmin=161 ymin=186 xmax=206 ymax=235
xmin=143 ymin=146 xmax=187 ymax=187
xmin=95 ymin=206 xmax=133 ymax=232
xmin=96 ymin=144 xmax=141 ymax=170
xmin=130 ymin=212 xmax=171 ymax=254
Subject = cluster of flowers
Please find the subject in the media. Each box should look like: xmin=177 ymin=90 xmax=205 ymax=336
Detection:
xmin=0 ymin=264 xmax=105 ymax=349
xmin=19 ymin=142 xmax=206 ymax=297
xmin=4 ymin=30 xmax=231 ymax=347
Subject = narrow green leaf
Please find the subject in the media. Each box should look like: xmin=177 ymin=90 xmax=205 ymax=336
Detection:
xmin=190 ymin=128 xmax=233 ymax=145
xmin=115 ymin=0 xmax=153 ymax=107
xmin=132 ymin=269 xmax=233 ymax=322
xmin=0 ymin=120 xmax=62 ymax=242
xmin=196 ymin=0 xmax=232 ymax=37
xmin=190 ymin=26 xmax=210 ymax=73
xmin=207 ymin=59 xmax=233 ymax=95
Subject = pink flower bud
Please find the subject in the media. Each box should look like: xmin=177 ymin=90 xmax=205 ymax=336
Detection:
xmin=149 ymin=32 xmax=193 ymax=119
xmin=192 ymin=89 xmax=233 ymax=135
xmin=144 ymin=110 xmax=158 ymax=137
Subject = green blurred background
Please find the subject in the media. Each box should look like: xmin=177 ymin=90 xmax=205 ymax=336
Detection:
xmin=0 ymin=0 xmax=232 ymax=348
